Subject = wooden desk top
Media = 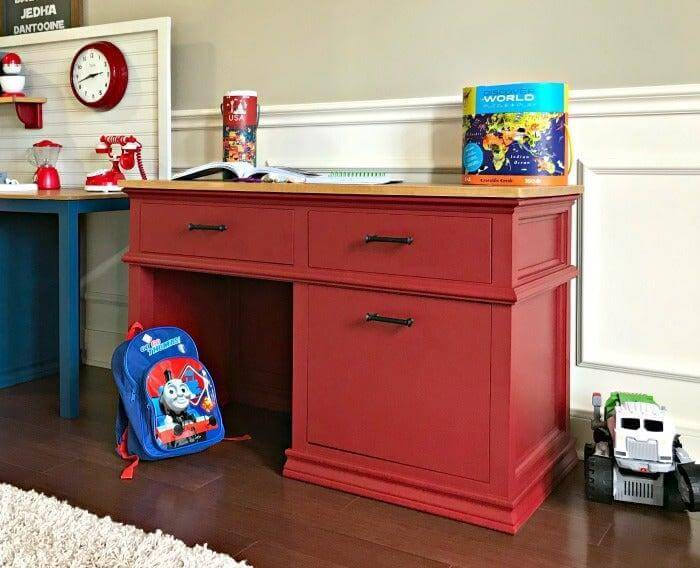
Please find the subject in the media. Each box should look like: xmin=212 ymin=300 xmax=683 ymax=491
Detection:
xmin=120 ymin=180 xmax=583 ymax=199
xmin=0 ymin=188 xmax=126 ymax=200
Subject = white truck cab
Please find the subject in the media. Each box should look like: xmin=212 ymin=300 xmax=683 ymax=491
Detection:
xmin=586 ymin=391 xmax=698 ymax=511
xmin=609 ymin=401 xmax=676 ymax=473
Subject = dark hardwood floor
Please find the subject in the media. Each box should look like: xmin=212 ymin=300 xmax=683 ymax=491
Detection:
xmin=0 ymin=366 xmax=697 ymax=567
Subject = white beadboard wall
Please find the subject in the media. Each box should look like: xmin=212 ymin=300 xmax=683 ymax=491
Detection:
xmin=0 ymin=18 xmax=171 ymax=369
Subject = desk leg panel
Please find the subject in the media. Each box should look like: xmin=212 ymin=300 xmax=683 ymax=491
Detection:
xmin=128 ymin=265 xmax=155 ymax=326
xmin=290 ymin=282 xmax=309 ymax=450
xmin=58 ymin=205 xmax=80 ymax=418
xmin=0 ymin=212 xmax=58 ymax=388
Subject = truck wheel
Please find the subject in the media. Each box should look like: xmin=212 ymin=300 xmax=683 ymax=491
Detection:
xmin=664 ymin=472 xmax=686 ymax=512
xmin=593 ymin=427 xmax=612 ymax=445
xmin=584 ymin=449 xmax=613 ymax=504
xmin=676 ymin=463 xmax=700 ymax=512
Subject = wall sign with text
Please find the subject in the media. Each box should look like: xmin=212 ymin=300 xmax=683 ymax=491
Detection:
xmin=1 ymin=0 xmax=82 ymax=36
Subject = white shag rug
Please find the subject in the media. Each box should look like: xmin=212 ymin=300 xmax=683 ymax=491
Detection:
xmin=0 ymin=483 xmax=251 ymax=567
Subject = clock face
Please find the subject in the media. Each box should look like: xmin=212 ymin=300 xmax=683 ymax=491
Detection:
xmin=70 ymin=41 xmax=128 ymax=110
xmin=71 ymin=48 xmax=111 ymax=104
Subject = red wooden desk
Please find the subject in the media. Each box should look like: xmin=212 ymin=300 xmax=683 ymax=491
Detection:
xmin=122 ymin=180 xmax=582 ymax=534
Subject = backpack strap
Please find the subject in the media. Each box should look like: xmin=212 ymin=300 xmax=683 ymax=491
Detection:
xmin=126 ymin=321 xmax=144 ymax=340
xmin=224 ymin=434 xmax=252 ymax=442
xmin=116 ymin=429 xmax=140 ymax=480
xmin=115 ymin=398 xmax=140 ymax=480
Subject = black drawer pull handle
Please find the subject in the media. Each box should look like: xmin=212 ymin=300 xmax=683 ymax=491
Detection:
xmin=188 ymin=223 xmax=227 ymax=232
xmin=365 ymin=313 xmax=414 ymax=327
xmin=365 ymin=234 xmax=413 ymax=245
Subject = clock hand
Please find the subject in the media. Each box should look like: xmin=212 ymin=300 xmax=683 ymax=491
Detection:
xmin=78 ymin=71 xmax=103 ymax=84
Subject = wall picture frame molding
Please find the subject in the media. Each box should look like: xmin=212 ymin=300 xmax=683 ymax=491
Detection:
xmin=574 ymin=160 xmax=700 ymax=385
xmin=0 ymin=15 xmax=172 ymax=372
xmin=1 ymin=0 xmax=82 ymax=37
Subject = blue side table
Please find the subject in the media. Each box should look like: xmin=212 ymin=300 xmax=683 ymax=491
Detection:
xmin=0 ymin=189 xmax=129 ymax=418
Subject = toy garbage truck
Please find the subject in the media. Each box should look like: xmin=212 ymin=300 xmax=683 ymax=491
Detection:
xmin=584 ymin=391 xmax=699 ymax=511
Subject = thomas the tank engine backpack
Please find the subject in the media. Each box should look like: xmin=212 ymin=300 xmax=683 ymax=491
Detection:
xmin=111 ymin=323 xmax=230 ymax=479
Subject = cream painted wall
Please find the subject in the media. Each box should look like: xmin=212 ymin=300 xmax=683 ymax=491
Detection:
xmin=84 ymin=0 xmax=700 ymax=109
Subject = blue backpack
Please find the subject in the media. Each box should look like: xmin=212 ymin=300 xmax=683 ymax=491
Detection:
xmin=112 ymin=324 xmax=227 ymax=479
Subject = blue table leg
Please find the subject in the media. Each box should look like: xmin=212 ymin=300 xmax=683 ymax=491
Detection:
xmin=58 ymin=202 xmax=80 ymax=418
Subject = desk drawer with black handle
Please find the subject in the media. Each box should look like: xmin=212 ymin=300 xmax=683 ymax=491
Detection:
xmin=308 ymin=210 xmax=492 ymax=283
xmin=140 ymin=202 xmax=294 ymax=265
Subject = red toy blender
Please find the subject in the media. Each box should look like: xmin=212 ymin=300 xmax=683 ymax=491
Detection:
xmin=27 ymin=140 xmax=62 ymax=190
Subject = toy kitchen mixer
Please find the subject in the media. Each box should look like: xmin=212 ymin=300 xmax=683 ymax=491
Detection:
xmin=84 ymin=135 xmax=147 ymax=192
xmin=27 ymin=140 xmax=62 ymax=190
xmin=0 ymin=53 xmax=26 ymax=96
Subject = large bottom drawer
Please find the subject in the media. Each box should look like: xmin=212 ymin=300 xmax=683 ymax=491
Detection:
xmin=306 ymin=285 xmax=492 ymax=482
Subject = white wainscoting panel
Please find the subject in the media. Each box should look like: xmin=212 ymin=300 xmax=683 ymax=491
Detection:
xmin=0 ymin=18 xmax=171 ymax=368
xmin=578 ymin=167 xmax=700 ymax=378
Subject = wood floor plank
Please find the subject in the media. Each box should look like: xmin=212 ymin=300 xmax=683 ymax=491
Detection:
xmin=320 ymin=489 xmax=611 ymax=568
xmin=32 ymin=457 xmax=447 ymax=568
xmin=26 ymin=458 xmax=256 ymax=559
xmin=0 ymin=459 xmax=40 ymax=488
xmin=234 ymin=540 xmax=351 ymax=568
xmin=0 ymin=415 xmax=225 ymax=491
xmin=190 ymin=464 xmax=356 ymax=524
xmin=595 ymin=505 xmax=699 ymax=566
xmin=0 ymin=423 xmax=77 ymax=473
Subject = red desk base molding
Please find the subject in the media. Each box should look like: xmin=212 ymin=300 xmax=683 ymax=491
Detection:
xmin=285 ymin=436 xmax=577 ymax=534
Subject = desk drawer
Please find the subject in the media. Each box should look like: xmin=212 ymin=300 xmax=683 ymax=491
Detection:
xmin=308 ymin=210 xmax=491 ymax=283
xmin=306 ymin=285 xmax=491 ymax=482
xmin=140 ymin=202 xmax=294 ymax=265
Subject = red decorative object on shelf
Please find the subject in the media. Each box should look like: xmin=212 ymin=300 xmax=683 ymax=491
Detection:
xmin=0 ymin=96 xmax=46 ymax=129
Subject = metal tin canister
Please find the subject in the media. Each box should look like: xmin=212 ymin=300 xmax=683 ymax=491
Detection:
xmin=222 ymin=90 xmax=258 ymax=164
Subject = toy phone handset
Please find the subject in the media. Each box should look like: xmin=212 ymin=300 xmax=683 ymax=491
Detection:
xmin=97 ymin=135 xmax=147 ymax=180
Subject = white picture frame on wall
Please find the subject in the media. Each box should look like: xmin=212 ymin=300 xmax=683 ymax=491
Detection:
xmin=0 ymin=17 xmax=171 ymax=368
xmin=0 ymin=16 xmax=172 ymax=180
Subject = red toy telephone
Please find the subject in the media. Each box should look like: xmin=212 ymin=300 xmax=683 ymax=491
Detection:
xmin=84 ymin=135 xmax=147 ymax=192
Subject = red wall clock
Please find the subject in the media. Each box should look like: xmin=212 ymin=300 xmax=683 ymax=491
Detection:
xmin=70 ymin=41 xmax=128 ymax=111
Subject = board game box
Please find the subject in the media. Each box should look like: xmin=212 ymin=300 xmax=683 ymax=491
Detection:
xmin=462 ymin=82 xmax=569 ymax=186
